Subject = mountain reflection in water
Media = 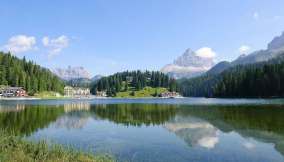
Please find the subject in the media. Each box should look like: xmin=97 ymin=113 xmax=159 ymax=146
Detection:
xmin=0 ymin=101 xmax=283 ymax=162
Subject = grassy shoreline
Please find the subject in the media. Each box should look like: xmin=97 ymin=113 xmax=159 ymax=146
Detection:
xmin=115 ymin=87 xmax=168 ymax=98
xmin=0 ymin=130 xmax=113 ymax=162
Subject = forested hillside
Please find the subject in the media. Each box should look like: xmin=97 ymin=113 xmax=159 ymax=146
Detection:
xmin=91 ymin=70 xmax=178 ymax=96
xmin=214 ymin=61 xmax=284 ymax=97
xmin=178 ymin=74 xmax=220 ymax=97
xmin=0 ymin=52 xmax=64 ymax=94
xmin=179 ymin=54 xmax=284 ymax=98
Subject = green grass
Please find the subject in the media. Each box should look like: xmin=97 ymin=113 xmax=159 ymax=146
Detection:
xmin=33 ymin=91 xmax=66 ymax=99
xmin=0 ymin=130 xmax=114 ymax=162
xmin=116 ymin=87 xmax=168 ymax=98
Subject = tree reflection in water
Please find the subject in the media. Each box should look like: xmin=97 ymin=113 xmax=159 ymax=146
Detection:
xmin=92 ymin=104 xmax=177 ymax=126
xmin=0 ymin=102 xmax=284 ymax=157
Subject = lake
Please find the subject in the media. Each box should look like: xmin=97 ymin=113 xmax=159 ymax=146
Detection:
xmin=1 ymin=98 xmax=284 ymax=162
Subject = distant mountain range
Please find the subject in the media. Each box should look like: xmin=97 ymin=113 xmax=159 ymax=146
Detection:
xmin=65 ymin=75 xmax=103 ymax=88
xmin=178 ymin=31 xmax=284 ymax=98
xmin=52 ymin=66 xmax=92 ymax=81
xmin=161 ymin=49 xmax=215 ymax=79
xmin=53 ymin=31 xmax=284 ymax=86
xmin=163 ymin=32 xmax=284 ymax=79
xmin=52 ymin=66 xmax=103 ymax=88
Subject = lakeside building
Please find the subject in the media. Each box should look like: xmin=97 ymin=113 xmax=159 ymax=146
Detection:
xmin=95 ymin=91 xmax=107 ymax=97
xmin=64 ymin=86 xmax=90 ymax=97
xmin=0 ymin=87 xmax=28 ymax=97
xmin=160 ymin=92 xmax=181 ymax=98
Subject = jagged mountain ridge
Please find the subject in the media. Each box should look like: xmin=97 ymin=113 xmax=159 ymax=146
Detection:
xmin=53 ymin=66 xmax=92 ymax=81
xmin=208 ymin=32 xmax=284 ymax=74
xmin=161 ymin=49 xmax=215 ymax=79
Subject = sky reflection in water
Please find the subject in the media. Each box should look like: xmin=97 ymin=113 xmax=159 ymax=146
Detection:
xmin=0 ymin=98 xmax=284 ymax=162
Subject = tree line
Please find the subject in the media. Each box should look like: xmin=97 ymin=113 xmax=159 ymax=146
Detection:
xmin=214 ymin=61 xmax=284 ymax=97
xmin=178 ymin=74 xmax=219 ymax=97
xmin=0 ymin=52 xmax=64 ymax=94
xmin=91 ymin=70 xmax=178 ymax=96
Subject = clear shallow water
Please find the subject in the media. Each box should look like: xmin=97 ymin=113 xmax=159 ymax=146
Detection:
xmin=1 ymin=98 xmax=284 ymax=162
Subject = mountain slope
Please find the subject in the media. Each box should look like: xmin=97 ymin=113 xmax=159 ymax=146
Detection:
xmin=209 ymin=32 xmax=284 ymax=74
xmin=206 ymin=61 xmax=231 ymax=75
xmin=179 ymin=53 xmax=284 ymax=98
xmin=233 ymin=32 xmax=284 ymax=65
xmin=92 ymin=75 xmax=103 ymax=81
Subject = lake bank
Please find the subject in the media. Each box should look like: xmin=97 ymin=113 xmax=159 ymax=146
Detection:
xmin=0 ymin=95 xmax=184 ymax=101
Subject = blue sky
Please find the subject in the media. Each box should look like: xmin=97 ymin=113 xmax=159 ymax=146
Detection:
xmin=1 ymin=0 xmax=284 ymax=76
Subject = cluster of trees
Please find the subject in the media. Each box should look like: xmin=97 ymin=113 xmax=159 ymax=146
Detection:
xmin=0 ymin=52 xmax=64 ymax=94
xmin=179 ymin=54 xmax=284 ymax=98
xmin=91 ymin=70 xmax=178 ymax=96
xmin=214 ymin=62 xmax=284 ymax=97
xmin=65 ymin=78 xmax=92 ymax=88
xmin=178 ymin=74 xmax=219 ymax=97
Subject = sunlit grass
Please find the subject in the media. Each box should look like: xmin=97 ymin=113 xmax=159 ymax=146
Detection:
xmin=0 ymin=130 xmax=114 ymax=162
xmin=116 ymin=86 xmax=168 ymax=98
xmin=33 ymin=91 xmax=66 ymax=99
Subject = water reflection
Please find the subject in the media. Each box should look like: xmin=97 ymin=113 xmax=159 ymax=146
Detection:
xmin=164 ymin=116 xmax=219 ymax=149
xmin=92 ymin=104 xmax=177 ymax=126
xmin=0 ymin=104 xmax=25 ymax=112
xmin=0 ymin=104 xmax=65 ymax=135
xmin=64 ymin=102 xmax=91 ymax=112
xmin=0 ymin=101 xmax=284 ymax=161
xmin=53 ymin=102 xmax=92 ymax=129
xmin=176 ymin=105 xmax=284 ymax=155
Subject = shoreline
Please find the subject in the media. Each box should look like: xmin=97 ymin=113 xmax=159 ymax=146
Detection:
xmin=0 ymin=97 xmax=41 ymax=100
xmin=4 ymin=96 xmax=284 ymax=101
xmin=0 ymin=96 xmax=185 ymax=100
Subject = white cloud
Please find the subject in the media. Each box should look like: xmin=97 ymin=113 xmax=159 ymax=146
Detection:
xmin=243 ymin=142 xmax=255 ymax=150
xmin=195 ymin=47 xmax=216 ymax=58
xmin=3 ymin=35 xmax=36 ymax=54
xmin=42 ymin=36 xmax=49 ymax=46
xmin=42 ymin=35 xmax=69 ymax=58
xmin=197 ymin=136 xmax=219 ymax=149
xmin=253 ymin=12 xmax=259 ymax=20
xmin=239 ymin=45 xmax=251 ymax=54
xmin=273 ymin=15 xmax=281 ymax=21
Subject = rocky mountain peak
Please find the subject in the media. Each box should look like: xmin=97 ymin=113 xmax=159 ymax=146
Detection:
xmin=53 ymin=66 xmax=92 ymax=80
xmin=268 ymin=32 xmax=284 ymax=50
xmin=183 ymin=48 xmax=195 ymax=56
xmin=173 ymin=48 xmax=214 ymax=68
xmin=161 ymin=48 xmax=215 ymax=79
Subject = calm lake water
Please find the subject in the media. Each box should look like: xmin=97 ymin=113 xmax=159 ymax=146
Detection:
xmin=1 ymin=98 xmax=284 ymax=162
